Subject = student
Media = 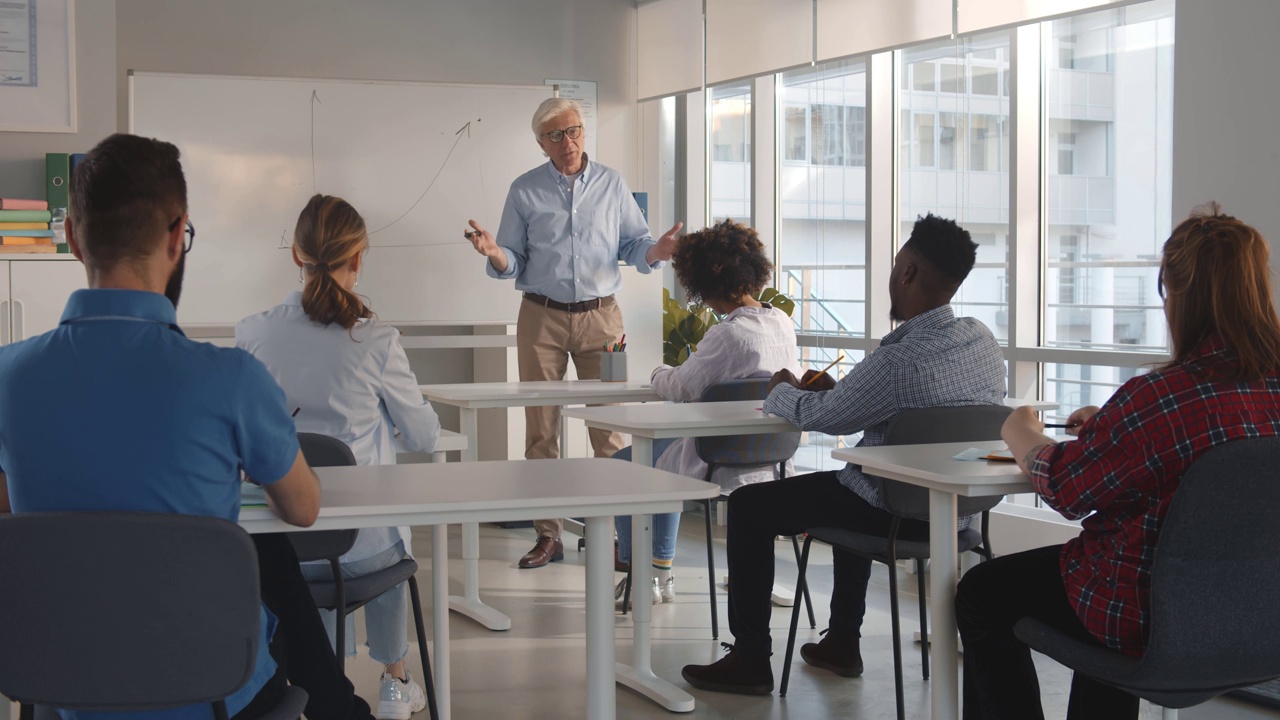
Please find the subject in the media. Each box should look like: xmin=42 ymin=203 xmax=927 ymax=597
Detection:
xmin=237 ymin=194 xmax=441 ymax=720
xmin=612 ymin=220 xmax=799 ymax=606
xmin=958 ymin=205 xmax=1280 ymax=720
xmin=681 ymin=214 xmax=1007 ymax=694
xmin=0 ymin=134 xmax=375 ymax=720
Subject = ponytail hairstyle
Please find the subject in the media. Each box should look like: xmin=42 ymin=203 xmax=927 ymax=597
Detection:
xmin=1160 ymin=202 xmax=1280 ymax=380
xmin=293 ymin=194 xmax=374 ymax=332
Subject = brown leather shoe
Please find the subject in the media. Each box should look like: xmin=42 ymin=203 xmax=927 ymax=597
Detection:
xmin=800 ymin=630 xmax=864 ymax=677
xmin=519 ymin=536 xmax=564 ymax=569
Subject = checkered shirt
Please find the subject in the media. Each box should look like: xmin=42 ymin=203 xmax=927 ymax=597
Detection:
xmin=1030 ymin=335 xmax=1280 ymax=656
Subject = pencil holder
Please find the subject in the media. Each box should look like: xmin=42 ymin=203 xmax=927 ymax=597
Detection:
xmin=600 ymin=352 xmax=628 ymax=382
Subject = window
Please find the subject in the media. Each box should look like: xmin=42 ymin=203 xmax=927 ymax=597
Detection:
xmin=709 ymin=83 xmax=752 ymax=223
xmin=899 ymin=34 xmax=1012 ymax=342
xmin=1043 ymin=0 xmax=1174 ymax=353
xmin=784 ymin=105 xmax=807 ymax=161
xmin=778 ymin=59 xmax=869 ymax=339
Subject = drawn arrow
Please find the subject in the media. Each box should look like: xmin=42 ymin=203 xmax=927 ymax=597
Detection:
xmin=369 ymin=119 xmax=481 ymax=235
xmin=310 ymin=90 xmax=322 ymax=193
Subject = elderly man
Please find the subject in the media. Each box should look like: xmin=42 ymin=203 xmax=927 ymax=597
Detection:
xmin=466 ymin=98 xmax=682 ymax=568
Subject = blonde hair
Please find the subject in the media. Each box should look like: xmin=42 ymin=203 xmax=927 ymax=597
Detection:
xmin=293 ymin=194 xmax=373 ymax=332
xmin=531 ymin=98 xmax=583 ymax=139
xmin=1160 ymin=202 xmax=1280 ymax=380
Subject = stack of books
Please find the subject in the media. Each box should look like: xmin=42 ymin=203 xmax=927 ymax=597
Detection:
xmin=0 ymin=199 xmax=54 ymax=254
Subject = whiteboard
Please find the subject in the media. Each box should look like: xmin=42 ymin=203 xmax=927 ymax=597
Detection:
xmin=129 ymin=72 xmax=555 ymax=324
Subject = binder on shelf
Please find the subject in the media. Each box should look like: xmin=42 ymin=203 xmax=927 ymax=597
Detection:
xmin=0 ymin=210 xmax=53 ymax=223
xmin=46 ymin=153 xmax=70 ymax=211
xmin=0 ymin=199 xmax=48 ymax=211
xmin=0 ymin=223 xmax=50 ymax=231
xmin=1 ymin=237 xmax=51 ymax=246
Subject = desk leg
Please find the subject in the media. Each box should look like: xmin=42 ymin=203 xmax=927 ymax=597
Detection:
xmin=929 ymin=489 xmax=960 ymax=720
xmin=586 ymin=515 xmax=617 ymax=720
xmin=431 ymin=524 xmax=451 ymax=720
xmin=615 ymin=437 xmax=696 ymax=712
xmin=449 ymin=406 xmax=512 ymax=631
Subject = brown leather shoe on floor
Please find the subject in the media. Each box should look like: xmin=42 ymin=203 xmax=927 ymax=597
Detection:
xmin=681 ymin=644 xmax=774 ymax=695
xmin=800 ymin=630 xmax=864 ymax=678
xmin=519 ymin=536 xmax=564 ymax=569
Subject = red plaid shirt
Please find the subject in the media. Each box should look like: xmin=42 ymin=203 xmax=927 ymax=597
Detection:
xmin=1030 ymin=336 xmax=1280 ymax=656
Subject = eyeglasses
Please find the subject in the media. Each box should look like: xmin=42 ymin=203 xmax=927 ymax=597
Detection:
xmin=168 ymin=216 xmax=195 ymax=254
xmin=542 ymin=125 xmax=583 ymax=144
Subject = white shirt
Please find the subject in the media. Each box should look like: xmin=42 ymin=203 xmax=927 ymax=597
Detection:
xmin=650 ymin=305 xmax=801 ymax=492
xmin=236 ymin=291 xmax=441 ymax=562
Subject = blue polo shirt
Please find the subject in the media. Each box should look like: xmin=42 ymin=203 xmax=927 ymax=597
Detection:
xmin=0 ymin=289 xmax=300 ymax=720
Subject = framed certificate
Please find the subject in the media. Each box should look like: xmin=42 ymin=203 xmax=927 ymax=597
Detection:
xmin=0 ymin=0 xmax=76 ymax=132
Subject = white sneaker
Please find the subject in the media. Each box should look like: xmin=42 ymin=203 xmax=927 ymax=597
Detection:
xmin=377 ymin=670 xmax=427 ymax=720
xmin=614 ymin=575 xmax=661 ymax=611
xmin=657 ymin=575 xmax=676 ymax=603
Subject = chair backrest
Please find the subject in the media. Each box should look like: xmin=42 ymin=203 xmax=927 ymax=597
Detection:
xmin=693 ymin=378 xmax=802 ymax=468
xmin=290 ymin=433 xmax=359 ymax=562
xmin=1133 ymin=437 xmax=1280 ymax=690
xmin=0 ymin=512 xmax=261 ymax=711
xmin=876 ymin=404 xmax=1013 ymax=519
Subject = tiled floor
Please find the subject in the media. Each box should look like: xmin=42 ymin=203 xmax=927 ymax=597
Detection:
xmin=336 ymin=517 xmax=1278 ymax=719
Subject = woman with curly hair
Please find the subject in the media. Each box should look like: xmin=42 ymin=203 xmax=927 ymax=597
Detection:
xmin=614 ymin=220 xmax=800 ymax=607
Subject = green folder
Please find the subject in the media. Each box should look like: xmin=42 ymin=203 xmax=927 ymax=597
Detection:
xmin=46 ymin=153 xmax=69 ymax=211
xmin=0 ymin=210 xmax=53 ymax=223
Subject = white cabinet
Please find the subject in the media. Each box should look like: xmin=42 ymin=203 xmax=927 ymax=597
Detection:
xmin=3 ymin=258 xmax=86 ymax=343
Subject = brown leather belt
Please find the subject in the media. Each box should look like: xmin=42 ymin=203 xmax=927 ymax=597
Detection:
xmin=523 ymin=293 xmax=613 ymax=313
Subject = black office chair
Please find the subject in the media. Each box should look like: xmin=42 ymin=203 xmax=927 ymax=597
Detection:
xmin=618 ymin=378 xmax=811 ymax=639
xmin=780 ymin=404 xmax=1013 ymax=720
xmin=0 ymin=511 xmax=307 ymax=720
xmin=290 ymin=432 xmax=439 ymax=720
xmin=1014 ymin=437 xmax=1280 ymax=720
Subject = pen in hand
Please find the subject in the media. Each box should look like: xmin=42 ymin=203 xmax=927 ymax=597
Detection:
xmin=1043 ymin=422 xmax=1078 ymax=429
xmin=802 ymin=354 xmax=845 ymax=386
xmin=291 ymin=407 xmax=301 ymax=418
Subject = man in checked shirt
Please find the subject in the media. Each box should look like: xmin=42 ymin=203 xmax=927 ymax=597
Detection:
xmin=682 ymin=213 xmax=1007 ymax=695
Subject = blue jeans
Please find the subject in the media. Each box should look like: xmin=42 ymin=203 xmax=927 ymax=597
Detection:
xmin=613 ymin=440 xmax=680 ymax=569
xmin=299 ymin=540 xmax=410 ymax=665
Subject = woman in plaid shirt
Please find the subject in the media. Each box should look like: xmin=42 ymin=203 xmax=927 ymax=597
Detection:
xmin=957 ymin=205 xmax=1280 ymax=720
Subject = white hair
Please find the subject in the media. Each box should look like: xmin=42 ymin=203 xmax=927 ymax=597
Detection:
xmin=531 ymin=98 xmax=584 ymax=139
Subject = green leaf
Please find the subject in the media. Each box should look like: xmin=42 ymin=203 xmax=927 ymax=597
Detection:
xmin=757 ymin=287 xmax=796 ymax=317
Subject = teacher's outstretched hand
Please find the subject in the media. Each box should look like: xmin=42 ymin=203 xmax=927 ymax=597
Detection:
xmin=645 ymin=221 xmax=684 ymax=265
xmin=465 ymin=219 xmax=508 ymax=273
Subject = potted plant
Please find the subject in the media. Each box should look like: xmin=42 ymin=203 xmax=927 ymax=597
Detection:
xmin=662 ymin=287 xmax=796 ymax=366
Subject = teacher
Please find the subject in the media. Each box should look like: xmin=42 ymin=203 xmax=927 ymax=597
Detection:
xmin=466 ymin=98 xmax=682 ymax=569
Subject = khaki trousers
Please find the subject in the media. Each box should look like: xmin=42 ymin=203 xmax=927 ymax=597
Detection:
xmin=517 ymin=295 xmax=626 ymax=540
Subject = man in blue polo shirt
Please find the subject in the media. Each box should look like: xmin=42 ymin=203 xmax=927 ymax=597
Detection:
xmin=0 ymin=134 xmax=375 ymax=720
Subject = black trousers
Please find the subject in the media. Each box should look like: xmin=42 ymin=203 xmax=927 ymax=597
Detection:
xmin=725 ymin=471 xmax=930 ymax=656
xmin=240 ymin=533 xmax=375 ymax=720
xmin=955 ymin=544 xmax=1141 ymax=720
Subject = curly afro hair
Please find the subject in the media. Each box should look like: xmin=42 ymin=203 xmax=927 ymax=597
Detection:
xmin=673 ymin=219 xmax=773 ymax=305
xmin=903 ymin=213 xmax=977 ymax=282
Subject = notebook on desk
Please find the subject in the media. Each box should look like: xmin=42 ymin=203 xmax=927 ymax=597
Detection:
xmin=240 ymin=483 xmax=268 ymax=509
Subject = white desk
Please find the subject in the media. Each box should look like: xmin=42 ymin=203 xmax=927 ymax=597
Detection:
xmin=561 ymin=397 xmax=1057 ymax=714
xmin=419 ymin=381 xmax=662 ymax=631
xmin=240 ymin=458 xmax=718 ymax=720
xmin=831 ymin=440 xmax=1033 ymax=720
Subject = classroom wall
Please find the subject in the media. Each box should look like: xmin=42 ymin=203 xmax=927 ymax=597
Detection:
xmin=1171 ymin=0 xmax=1280 ymax=304
xmin=0 ymin=0 xmax=117 ymax=199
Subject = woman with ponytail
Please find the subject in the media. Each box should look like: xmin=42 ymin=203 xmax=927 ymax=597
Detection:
xmin=237 ymin=194 xmax=440 ymax=719
xmin=957 ymin=204 xmax=1280 ymax=720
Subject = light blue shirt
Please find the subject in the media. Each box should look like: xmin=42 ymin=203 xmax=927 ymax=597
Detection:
xmin=486 ymin=156 xmax=661 ymax=303
xmin=237 ymin=291 xmax=441 ymax=562
xmin=0 ymin=289 xmax=294 ymax=720
xmin=763 ymin=306 xmax=1007 ymax=523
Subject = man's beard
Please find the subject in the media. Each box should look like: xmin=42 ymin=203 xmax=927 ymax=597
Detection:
xmin=889 ymin=303 xmax=904 ymax=322
xmin=164 ymin=253 xmax=185 ymax=309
